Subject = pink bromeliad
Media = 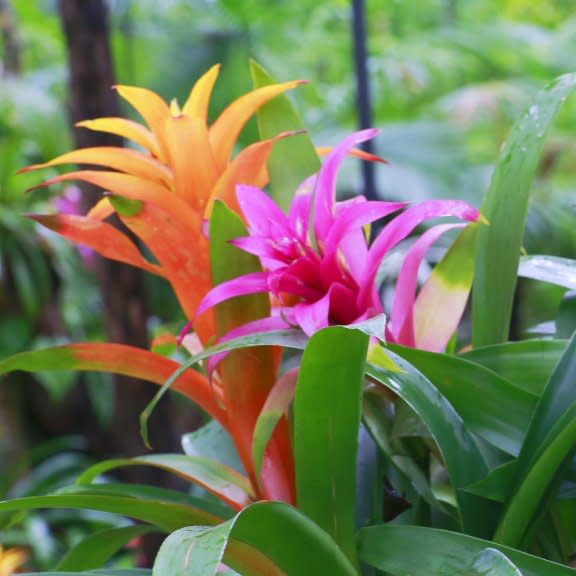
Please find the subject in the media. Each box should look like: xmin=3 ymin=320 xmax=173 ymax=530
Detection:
xmin=196 ymin=129 xmax=480 ymax=350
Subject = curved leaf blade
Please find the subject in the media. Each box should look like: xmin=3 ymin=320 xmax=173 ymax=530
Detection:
xmin=473 ymin=73 xmax=576 ymax=347
xmin=518 ymin=255 xmax=576 ymax=291
xmin=294 ymin=327 xmax=369 ymax=567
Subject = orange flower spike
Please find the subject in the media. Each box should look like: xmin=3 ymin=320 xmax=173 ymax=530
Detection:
xmin=87 ymin=197 xmax=115 ymax=220
xmin=114 ymin=85 xmax=172 ymax=162
xmin=209 ymin=79 xmax=307 ymax=171
xmin=182 ymin=63 xmax=221 ymax=121
xmin=76 ymin=117 xmax=161 ymax=157
xmin=163 ymin=113 xmax=219 ymax=211
xmin=20 ymin=147 xmax=173 ymax=187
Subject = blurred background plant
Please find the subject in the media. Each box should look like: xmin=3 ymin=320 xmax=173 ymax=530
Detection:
xmin=1 ymin=0 xmax=576 ymax=571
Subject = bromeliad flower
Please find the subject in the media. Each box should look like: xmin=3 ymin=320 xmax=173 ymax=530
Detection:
xmin=196 ymin=129 xmax=482 ymax=350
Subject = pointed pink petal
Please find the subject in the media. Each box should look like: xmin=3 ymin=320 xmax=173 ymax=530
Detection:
xmin=288 ymin=177 xmax=315 ymax=241
xmin=231 ymin=237 xmax=289 ymax=266
xmin=293 ymin=291 xmax=331 ymax=336
xmin=390 ymin=223 xmax=464 ymax=346
xmin=195 ymin=271 xmax=270 ymax=318
xmin=358 ymin=199 xmax=480 ymax=308
xmin=313 ymin=129 xmax=379 ymax=245
xmin=236 ymin=184 xmax=290 ymax=236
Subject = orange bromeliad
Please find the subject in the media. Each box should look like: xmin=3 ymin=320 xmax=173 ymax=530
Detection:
xmin=23 ymin=65 xmax=303 ymax=505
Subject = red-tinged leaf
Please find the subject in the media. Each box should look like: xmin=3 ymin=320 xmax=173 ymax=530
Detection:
xmin=29 ymin=213 xmax=163 ymax=277
xmin=252 ymin=368 xmax=298 ymax=478
xmin=0 ymin=343 xmax=227 ymax=427
xmin=30 ymin=171 xmax=199 ymax=234
xmin=163 ymin=114 xmax=219 ymax=211
xmin=118 ymin=201 xmax=214 ymax=344
xmin=209 ymin=80 xmax=305 ymax=170
xmin=76 ymin=117 xmax=160 ymax=157
xmin=413 ymin=224 xmax=480 ymax=352
xmin=20 ymin=147 xmax=172 ymax=186
xmin=207 ymin=131 xmax=301 ymax=219
xmin=183 ymin=64 xmax=221 ymax=121
xmin=77 ymin=454 xmax=254 ymax=511
xmin=210 ymin=202 xmax=295 ymax=503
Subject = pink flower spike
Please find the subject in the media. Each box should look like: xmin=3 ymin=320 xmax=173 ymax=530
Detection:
xmin=313 ymin=129 xmax=379 ymax=245
xmin=390 ymin=223 xmax=465 ymax=346
xmin=293 ymin=290 xmax=331 ymax=336
xmin=236 ymin=184 xmax=290 ymax=235
xmin=195 ymin=271 xmax=270 ymax=319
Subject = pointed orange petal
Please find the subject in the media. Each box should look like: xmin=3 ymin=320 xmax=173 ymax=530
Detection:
xmin=119 ymin=202 xmax=214 ymax=343
xmin=76 ymin=117 xmax=161 ymax=157
xmin=114 ymin=85 xmax=171 ymax=161
xmin=31 ymin=171 xmax=199 ymax=234
xmin=21 ymin=147 xmax=173 ymax=186
xmin=29 ymin=213 xmax=164 ymax=277
xmin=206 ymin=130 xmax=301 ymax=219
xmin=87 ymin=197 xmax=114 ymax=220
xmin=163 ymin=114 xmax=219 ymax=210
xmin=316 ymin=145 xmax=389 ymax=164
xmin=182 ymin=63 xmax=221 ymax=121
xmin=209 ymin=80 xmax=305 ymax=169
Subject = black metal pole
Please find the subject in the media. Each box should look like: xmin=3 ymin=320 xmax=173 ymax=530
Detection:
xmin=351 ymin=0 xmax=377 ymax=201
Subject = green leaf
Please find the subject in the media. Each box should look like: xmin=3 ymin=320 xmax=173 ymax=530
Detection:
xmin=461 ymin=339 xmax=565 ymax=396
xmin=250 ymin=60 xmax=320 ymax=212
xmin=367 ymin=346 xmax=498 ymax=537
xmin=358 ymin=525 xmax=576 ymax=576
xmin=517 ymin=255 xmax=576 ymax=291
xmin=0 ymin=493 xmax=220 ymax=532
xmin=472 ymin=73 xmax=576 ymax=347
xmin=109 ymin=195 xmax=143 ymax=217
xmin=363 ymin=387 xmax=446 ymax=511
xmin=469 ymin=548 xmax=523 ymax=576
xmin=557 ymin=292 xmax=576 ymax=339
xmin=153 ymin=501 xmax=357 ymax=576
xmin=494 ymin=331 xmax=576 ymax=547
xmin=390 ymin=345 xmax=537 ymax=457
xmin=76 ymin=455 xmax=253 ymax=510
xmin=57 ymin=525 xmax=157 ymax=571
xmin=182 ymin=420 xmax=245 ymax=475
xmin=293 ymin=327 xmax=369 ymax=568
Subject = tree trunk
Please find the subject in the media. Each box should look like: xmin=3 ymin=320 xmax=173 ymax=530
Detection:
xmin=0 ymin=0 xmax=22 ymax=76
xmin=57 ymin=0 xmax=178 ymax=489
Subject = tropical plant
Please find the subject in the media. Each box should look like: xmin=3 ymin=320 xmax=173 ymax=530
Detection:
xmin=1 ymin=63 xmax=576 ymax=576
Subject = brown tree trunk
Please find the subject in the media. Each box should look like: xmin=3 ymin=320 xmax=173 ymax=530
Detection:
xmin=0 ymin=0 xmax=22 ymax=76
xmin=57 ymin=0 xmax=178 ymax=483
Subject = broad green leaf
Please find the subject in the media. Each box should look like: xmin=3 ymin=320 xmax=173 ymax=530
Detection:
xmin=390 ymin=345 xmax=536 ymax=456
xmin=414 ymin=224 xmax=479 ymax=352
xmin=76 ymin=455 xmax=253 ymax=510
xmin=358 ymin=525 xmax=576 ymax=576
xmin=250 ymin=60 xmax=320 ymax=212
xmin=472 ymin=73 xmax=576 ymax=347
xmin=21 ymin=572 xmax=150 ymax=576
xmin=57 ymin=525 xmax=156 ymax=571
xmin=0 ymin=494 xmax=220 ymax=532
xmin=209 ymin=201 xmax=292 ymax=501
xmin=294 ymin=327 xmax=369 ymax=567
xmin=470 ymin=548 xmax=523 ymax=576
xmin=461 ymin=339 xmax=566 ymax=396
xmin=252 ymin=368 xmax=298 ymax=478
xmin=182 ymin=419 xmax=244 ymax=475
xmin=465 ymin=461 xmax=517 ymax=503
xmin=518 ymin=256 xmax=576 ymax=291
xmin=368 ymin=346 xmax=498 ymax=537
xmin=154 ymin=501 xmax=357 ymax=576
xmin=494 ymin=331 xmax=576 ymax=547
